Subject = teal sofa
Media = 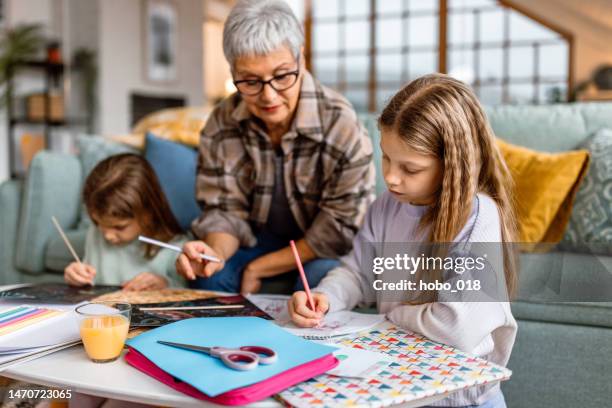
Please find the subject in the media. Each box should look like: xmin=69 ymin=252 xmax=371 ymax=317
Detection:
xmin=1 ymin=102 xmax=612 ymax=407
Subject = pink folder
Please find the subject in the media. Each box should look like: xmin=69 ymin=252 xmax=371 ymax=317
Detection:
xmin=125 ymin=347 xmax=338 ymax=405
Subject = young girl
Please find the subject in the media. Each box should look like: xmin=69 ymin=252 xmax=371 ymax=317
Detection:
xmin=64 ymin=153 xmax=185 ymax=291
xmin=289 ymin=74 xmax=518 ymax=408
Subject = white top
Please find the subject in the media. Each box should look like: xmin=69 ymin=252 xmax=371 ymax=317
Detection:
xmin=315 ymin=192 xmax=517 ymax=407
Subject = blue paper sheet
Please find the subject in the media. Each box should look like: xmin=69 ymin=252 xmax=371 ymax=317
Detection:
xmin=126 ymin=317 xmax=337 ymax=397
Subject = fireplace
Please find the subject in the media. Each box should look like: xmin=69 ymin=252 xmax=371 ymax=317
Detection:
xmin=130 ymin=93 xmax=186 ymax=125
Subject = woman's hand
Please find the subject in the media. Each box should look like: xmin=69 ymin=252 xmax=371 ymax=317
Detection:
xmin=122 ymin=272 xmax=168 ymax=291
xmin=64 ymin=262 xmax=96 ymax=286
xmin=240 ymin=265 xmax=262 ymax=294
xmin=175 ymin=240 xmax=225 ymax=280
xmin=288 ymin=291 xmax=329 ymax=327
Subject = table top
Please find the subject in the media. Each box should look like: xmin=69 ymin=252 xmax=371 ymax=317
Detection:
xmin=3 ymin=342 xmax=451 ymax=408
xmin=0 ymin=285 xmax=448 ymax=407
xmin=4 ymin=345 xmax=277 ymax=408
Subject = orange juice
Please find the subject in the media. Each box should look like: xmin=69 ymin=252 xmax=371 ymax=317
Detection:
xmin=79 ymin=315 xmax=130 ymax=362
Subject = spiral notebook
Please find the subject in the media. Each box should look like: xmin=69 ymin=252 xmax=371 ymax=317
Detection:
xmin=246 ymin=295 xmax=385 ymax=340
xmin=279 ymin=322 xmax=512 ymax=407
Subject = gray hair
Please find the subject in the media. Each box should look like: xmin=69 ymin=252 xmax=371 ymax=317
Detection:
xmin=223 ymin=0 xmax=304 ymax=68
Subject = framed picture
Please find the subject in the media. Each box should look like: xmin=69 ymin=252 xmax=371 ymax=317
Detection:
xmin=144 ymin=0 xmax=178 ymax=82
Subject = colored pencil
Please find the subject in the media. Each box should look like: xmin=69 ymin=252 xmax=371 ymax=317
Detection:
xmin=289 ymin=240 xmax=316 ymax=311
xmin=138 ymin=235 xmax=221 ymax=263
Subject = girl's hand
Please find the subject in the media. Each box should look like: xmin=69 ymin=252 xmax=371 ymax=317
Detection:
xmin=288 ymin=291 xmax=329 ymax=328
xmin=64 ymin=262 xmax=96 ymax=286
xmin=122 ymin=272 xmax=168 ymax=291
xmin=175 ymin=240 xmax=225 ymax=280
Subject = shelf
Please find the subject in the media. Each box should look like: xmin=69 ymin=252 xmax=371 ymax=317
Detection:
xmin=6 ymin=57 xmax=90 ymax=180
xmin=10 ymin=60 xmax=65 ymax=73
xmin=9 ymin=117 xmax=88 ymax=127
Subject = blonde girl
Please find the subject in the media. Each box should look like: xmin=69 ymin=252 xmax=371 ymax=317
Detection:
xmin=289 ymin=74 xmax=518 ymax=408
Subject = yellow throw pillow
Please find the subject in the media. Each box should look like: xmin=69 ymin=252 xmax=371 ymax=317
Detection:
xmin=108 ymin=106 xmax=212 ymax=149
xmin=497 ymin=138 xmax=590 ymax=243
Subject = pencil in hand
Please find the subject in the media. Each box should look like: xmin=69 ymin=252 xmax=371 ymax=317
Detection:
xmin=289 ymin=240 xmax=316 ymax=311
xmin=51 ymin=216 xmax=95 ymax=286
xmin=138 ymin=235 xmax=221 ymax=263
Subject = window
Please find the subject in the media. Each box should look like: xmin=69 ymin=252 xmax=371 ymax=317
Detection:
xmin=305 ymin=0 xmax=572 ymax=111
xmin=375 ymin=0 xmax=439 ymax=111
xmin=447 ymin=0 xmax=570 ymax=105
xmin=311 ymin=0 xmax=372 ymax=111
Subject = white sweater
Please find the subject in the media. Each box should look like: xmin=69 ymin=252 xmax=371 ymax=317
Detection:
xmin=315 ymin=192 xmax=517 ymax=406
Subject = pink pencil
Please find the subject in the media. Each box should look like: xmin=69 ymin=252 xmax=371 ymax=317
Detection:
xmin=289 ymin=240 xmax=316 ymax=311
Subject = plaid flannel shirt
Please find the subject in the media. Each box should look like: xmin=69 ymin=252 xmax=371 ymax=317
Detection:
xmin=192 ymin=71 xmax=376 ymax=258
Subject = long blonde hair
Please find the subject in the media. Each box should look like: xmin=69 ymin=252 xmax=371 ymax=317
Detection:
xmin=378 ymin=73 xmax=518 ymax=299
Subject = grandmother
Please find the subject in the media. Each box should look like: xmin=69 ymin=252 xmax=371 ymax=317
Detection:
xmin=176 ymin=0 xmax=375 ymax=294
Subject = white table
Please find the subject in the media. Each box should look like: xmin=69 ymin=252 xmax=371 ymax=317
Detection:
xmin=3 ymin=344 xmax=450 ymax=407
xmin=0 ymin=284 xmax=448 ymax=407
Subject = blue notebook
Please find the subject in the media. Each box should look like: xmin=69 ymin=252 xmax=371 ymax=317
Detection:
xmin=126 ymin=317 xmax=337 ymax=397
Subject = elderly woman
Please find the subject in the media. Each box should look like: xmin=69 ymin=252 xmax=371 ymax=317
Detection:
xmin=176 ymin=0 xmax=375 ymax=294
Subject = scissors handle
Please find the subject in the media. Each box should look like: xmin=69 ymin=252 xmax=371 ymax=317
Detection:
xmin=211 ymin=347 xmax=259 ymax=371
xmin=156 ymin=341 xmax=278 ymax=371
xmin=239 ymin=346 xmax=278 ymax=365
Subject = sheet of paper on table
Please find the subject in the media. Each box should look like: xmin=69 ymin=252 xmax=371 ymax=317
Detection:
xmin=328 ymin=345 xmax=394 ymax=378
xmin=246 ymin=294 xmax=385 ymax=340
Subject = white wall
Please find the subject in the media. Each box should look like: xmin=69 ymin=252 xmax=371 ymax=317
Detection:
xmin=65 ymin=0 xmax=98 ymax=131
xmin=98 ymin=0 xmax=204 ymax=135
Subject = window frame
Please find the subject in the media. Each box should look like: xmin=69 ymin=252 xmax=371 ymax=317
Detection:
xmin=304 ymin=0 xmax=574 ymax=111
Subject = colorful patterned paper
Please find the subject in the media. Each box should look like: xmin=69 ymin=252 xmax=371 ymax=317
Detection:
xmin=0 ymin=306 xmax=64 ymax=337
xmin=279 ymin=322 xmax=511 ymax=408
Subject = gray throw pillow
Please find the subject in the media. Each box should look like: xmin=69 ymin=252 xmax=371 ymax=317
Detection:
xmin=560 ymin=128 xmax=612 ymax=254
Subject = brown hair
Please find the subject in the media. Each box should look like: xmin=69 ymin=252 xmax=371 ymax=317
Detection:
xmin=83 ymin=153 xmax=182 ymax=258
xmin=378 ymin=73 xmax=518 ymax=300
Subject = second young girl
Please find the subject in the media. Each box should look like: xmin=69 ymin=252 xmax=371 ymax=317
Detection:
xmin=64 ymin=153 xmax=186 ymax=290
xmin=289 ymin=74 xmax=518 ymax=408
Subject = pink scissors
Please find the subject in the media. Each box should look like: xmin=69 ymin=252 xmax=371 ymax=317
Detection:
xmin=157 ymin=340 xmax=278 ymax=371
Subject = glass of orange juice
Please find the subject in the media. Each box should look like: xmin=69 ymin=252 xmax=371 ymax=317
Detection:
xmin=75 ymin=301 xmax=131 ymax=363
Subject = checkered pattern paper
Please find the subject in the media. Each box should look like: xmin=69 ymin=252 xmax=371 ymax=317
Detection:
xmin=279 ymin=323 xmax=511 ymax=407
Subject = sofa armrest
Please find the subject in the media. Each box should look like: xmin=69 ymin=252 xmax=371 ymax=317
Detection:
xmin=0 ymin=179 xmax=23 ymax=284
xmin=15 ymin=152 xmax=83 ymax=274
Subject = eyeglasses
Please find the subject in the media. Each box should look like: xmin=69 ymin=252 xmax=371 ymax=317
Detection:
xmin=233 ymin=65 xmax=300 ymax=96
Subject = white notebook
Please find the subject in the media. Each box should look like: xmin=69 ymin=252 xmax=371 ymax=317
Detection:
xmin=247 ymin=294 xmax=385 ymax=340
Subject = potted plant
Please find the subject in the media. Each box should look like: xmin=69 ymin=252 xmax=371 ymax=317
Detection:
xmin=0 ymin=24 xmax=45 ymax=108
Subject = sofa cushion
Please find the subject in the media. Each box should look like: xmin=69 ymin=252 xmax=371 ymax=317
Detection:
xmin=517 ymin=251 xmax=612 ymax=304
xmin=15 ymin=152 xmax=83 ymax=274
xmin=358 ymin=114 xmax=386 ymax=196
xmin=144 ymin=133 xmax=201 ymax=231
xmin=77 ymin=134 xmax=138 ymax=180
xmin=503 ymin=319 xmax=612 ymax=408
xmin=76 ymin=135 xmax=137 ymax=228
xmin=560 ymin=128 xmax=612 ymax=254
xmin=485 ymin=105 xmax=589 ymax=152
xmin=0 ymin=180 xmax=23 ymax=284
xmin=511 ymin=301 xmax=612 ymax=329
xmin=44 ymin=228 xmax=87 ymax=273
xmin=497 ymin=139 xmax=590 ymax=242
xmin=513 ymin=250 xmax=612 ymax=327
